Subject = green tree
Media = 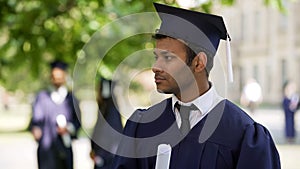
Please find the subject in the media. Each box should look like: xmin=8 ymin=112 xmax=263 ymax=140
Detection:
xmin=0 ymin=0 xmax=290 ymax=93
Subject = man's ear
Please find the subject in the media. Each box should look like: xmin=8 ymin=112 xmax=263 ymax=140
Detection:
xmin=193 ymin=52 xmax=207 ymax=72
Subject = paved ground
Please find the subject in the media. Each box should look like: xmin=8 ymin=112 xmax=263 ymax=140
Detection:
xmin=0 ymin=133 xmax=93 ymax=169
xmin=0 ymin=107 xmax=300 ymax=169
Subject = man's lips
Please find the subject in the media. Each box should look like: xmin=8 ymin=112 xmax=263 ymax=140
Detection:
xmin=154 ymin=75 xmax=166 ymax=83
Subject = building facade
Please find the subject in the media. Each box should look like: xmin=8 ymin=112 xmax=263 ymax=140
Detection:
xmin=214 ymin=0 xmax=300 ymax=105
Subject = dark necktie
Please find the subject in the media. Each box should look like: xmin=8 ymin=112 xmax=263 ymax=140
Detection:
xmin=175 ymin=102 xmax=198 ymax=136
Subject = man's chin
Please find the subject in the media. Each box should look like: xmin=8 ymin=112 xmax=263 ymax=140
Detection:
xmin=156 ymin=88 xmax=172 ymax=94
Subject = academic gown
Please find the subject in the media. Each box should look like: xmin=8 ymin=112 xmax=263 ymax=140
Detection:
xmin=112 ymin=98 xmax=280 ymax=169
xmin=91 ymin=100 xmax=123 ymax=169
xmin=282 ymin=96 xmax=296 ymax=138
xmin=31 ymin=91 xmax=81 ymax=169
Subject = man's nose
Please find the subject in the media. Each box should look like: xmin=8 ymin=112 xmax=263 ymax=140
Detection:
xmin=152 ymin=60 xmax=163 ymax=73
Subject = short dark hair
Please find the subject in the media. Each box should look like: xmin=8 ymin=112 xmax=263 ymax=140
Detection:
xmin=50 ymin=60 xmax=68 ymax=71
xmin=153 ymin=33 xmax=209 ymax=77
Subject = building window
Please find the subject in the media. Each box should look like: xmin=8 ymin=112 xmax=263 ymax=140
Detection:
xmin=253 ymin=65 xmax=259 ymax=81
xmin=241 ymin=12 xmax=246 ymax=41
xmin=254 ymin=11 xmax=260 ymax=42
xmin=266 ymin=65 xmax=271 ymax=93
xmin=279 ymin=14 xmax=287 ymax=33
xmin=281 ymin=59 xmax=287 ymax=85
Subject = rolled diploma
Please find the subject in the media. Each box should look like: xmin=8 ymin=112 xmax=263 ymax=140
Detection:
xmin=56 ymin=114 xmax=71 ymax=148
xmin=155 ymin=144 xmax=172 ymax=169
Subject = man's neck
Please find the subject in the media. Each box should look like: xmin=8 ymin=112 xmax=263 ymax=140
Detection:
xmin=176 ymin=81 xmax=210 ymax=103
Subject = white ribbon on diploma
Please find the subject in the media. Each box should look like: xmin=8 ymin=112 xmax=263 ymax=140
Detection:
xmin=155 ymin=144 xmax=172 ymax=169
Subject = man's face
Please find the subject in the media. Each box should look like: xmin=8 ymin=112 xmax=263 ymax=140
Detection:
xmin=152 ymin=37 xmax=195 ymax=96
xmin=51 ymin=67 xmax=66 ymax=88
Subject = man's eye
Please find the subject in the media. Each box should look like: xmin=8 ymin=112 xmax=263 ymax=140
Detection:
xmin=164 ymin=55 xmax=173 ymax=60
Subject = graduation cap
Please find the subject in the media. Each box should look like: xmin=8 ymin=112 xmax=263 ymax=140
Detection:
xmin=50 ymin=60 xmax=68 ymax=71
xmin=153 ymin=3 xmax=233 ymax=82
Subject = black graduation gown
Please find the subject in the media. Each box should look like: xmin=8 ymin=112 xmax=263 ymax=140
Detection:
xmin=282 ymin=96 xmax=296 ymax=138
xmin=91 ymin=100 xmax=123 ymax=169
xmin=31 ymin=91 xmax=81 ymax=169
xmin=112 ymin=98 xmax=280 ymax=169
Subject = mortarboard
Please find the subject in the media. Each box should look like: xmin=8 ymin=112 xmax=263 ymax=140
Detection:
xmin=153 ymin=3 xmax=233 ymax=82
xmin=50 ymin=60 xmax=68 ymax=71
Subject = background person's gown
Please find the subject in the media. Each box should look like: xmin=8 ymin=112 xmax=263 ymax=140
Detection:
xmin=31 ymin=91 xmax=81 ymax=169
xmin=113 ymin=98 xmax=280 ymax=169
xmin=91 ymin=99 xmax=123 ymax=169
xmin=282 ymin=96 xmax=297 ymax=139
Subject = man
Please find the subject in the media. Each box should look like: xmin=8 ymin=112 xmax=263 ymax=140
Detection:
xmin=282 ymin=80 xmax=299 ymax=143
xmin=90 ymin=78 xmax=123 ymax=169
xmin=31 ymin=60 xmax=81 ymax=169
xmin=113 ymin=3 xmax=280 ymax=169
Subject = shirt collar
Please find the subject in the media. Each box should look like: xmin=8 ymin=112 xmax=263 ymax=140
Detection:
xmin=172 ymin=83 xmax=222 ymax=115
xmin=50 ymin=85 xmax=68 ymax=104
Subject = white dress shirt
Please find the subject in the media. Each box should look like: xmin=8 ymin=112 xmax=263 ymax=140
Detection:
xmin=172 ymin=84 xmax=224 ymax=129
xmin=50 ymin=86 xmax=68 ymax=104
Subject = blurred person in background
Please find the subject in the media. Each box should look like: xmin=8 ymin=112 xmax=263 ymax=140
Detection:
xmin=282 ymin=80 xmax=299 ymax=144
xmin=240 ymin=78 xmax=263 ymax=114
xmin=2 ymin=90 xmax=10 ymax=110
xmin=30 ymin=60 xmax=81 ymax=169
xmin=90 ymin=78 xmax=123 ymax=169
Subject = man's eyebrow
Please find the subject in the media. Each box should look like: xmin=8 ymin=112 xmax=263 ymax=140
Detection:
xmin=153 ymin=49 xmax=172 ymax=55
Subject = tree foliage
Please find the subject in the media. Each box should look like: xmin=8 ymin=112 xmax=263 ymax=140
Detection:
xmin=0 ymin=0 xmax=289 ymax=92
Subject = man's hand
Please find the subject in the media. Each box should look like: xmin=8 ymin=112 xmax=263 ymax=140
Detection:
xmin=57 ymin=126 xmax=68 ymax=135
xmin=31 ymin=127 xmax=42 ymax=142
